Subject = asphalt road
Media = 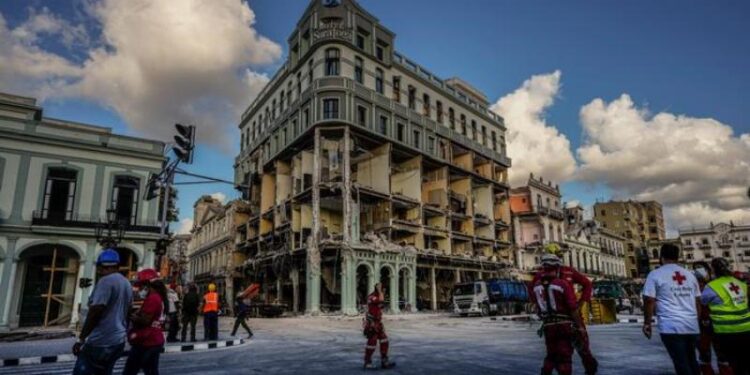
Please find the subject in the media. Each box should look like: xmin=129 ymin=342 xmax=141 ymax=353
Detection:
xmin=0 ymin=315 xmax=676 ymax=374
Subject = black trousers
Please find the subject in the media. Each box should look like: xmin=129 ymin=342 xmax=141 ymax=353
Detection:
xmin=166 ymin=313 xmax=179 ymax=341
xmin=715 ymin=332 xmax=750 ymax=375
xmin=203 ymin=312 xmax=219 ymax=341
xmin=181 ymin=314 xmax=197 ymax=341
xmin=660 ymin=334 xmax=700 ymax=375
xmin=122 ymin=345 xmax=162 ymax=375
xmin=232 ymin=312 xmax=253 ymax=336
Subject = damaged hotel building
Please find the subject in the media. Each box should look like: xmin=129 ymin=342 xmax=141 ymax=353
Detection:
xmin=234 ymin=0 xmax=513 ymax=314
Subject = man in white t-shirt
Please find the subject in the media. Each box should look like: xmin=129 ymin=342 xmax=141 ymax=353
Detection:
xmin=642 ymin=243 xmax=701 ymax=375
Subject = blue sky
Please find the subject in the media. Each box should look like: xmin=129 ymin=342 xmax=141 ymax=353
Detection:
xmin=1 ymin=0 xmax=748 ymax=233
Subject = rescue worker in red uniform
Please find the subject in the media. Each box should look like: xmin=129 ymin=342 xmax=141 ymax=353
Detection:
xmin=363 ymin=283 xmax=396 ymax=370
xmin=532 ymin=262 xmax=585 ymax=375
xmin=694 ymin=261 xmax=733 ymax=375
xmin=532 ymin=253 xmax=598 ymax=375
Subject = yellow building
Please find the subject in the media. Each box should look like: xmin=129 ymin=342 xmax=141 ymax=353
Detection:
xmin=593 ymin=200 xmax=665 ymax=278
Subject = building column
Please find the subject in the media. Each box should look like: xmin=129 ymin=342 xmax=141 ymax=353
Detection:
xmin=306 ymin=127 xmax=322 ymax=314
xmin=408 ymin=266 xmax=417 ymax=312
xmin=276 ymin=277 xmax=283 ymax=304
xmin=291 ymin=267 xmax=300 ymax=314
xmin=342 ymin=127 xmax=352 ymax=244
xmin=389 ymin=268 xmax=399 ymax=313
xmin=430 ymin=267 xmax=437 ymax=311
xmin=341 ymin=254 xmax=357 ymax=315
xmin=455 ymin=269 xmax=461 ymax=284
xmin=0 ymin=237 xmax=18 ymax=331
xmin=71 ymin=241 xmax=97 ymax=328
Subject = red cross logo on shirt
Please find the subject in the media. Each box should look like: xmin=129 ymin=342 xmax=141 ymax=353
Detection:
xmin=729 ymin=282 xmax=741 ymax=295
xmin=672 ymin=271 xmax=687 ymax=286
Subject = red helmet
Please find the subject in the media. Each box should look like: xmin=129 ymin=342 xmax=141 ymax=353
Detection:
xmin=135 ymin=268 xmax=160 ymax=286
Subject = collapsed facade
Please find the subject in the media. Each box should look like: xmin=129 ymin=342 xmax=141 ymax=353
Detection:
xmin=233 ymin=0 xmax=513 ymax=314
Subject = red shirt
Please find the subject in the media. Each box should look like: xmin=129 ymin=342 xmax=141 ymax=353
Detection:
xmin=367 ymin=292 xmax=384 ymax=321
xmin=129 ymin=292 xmax=165 ymax=347
xmin=532 ymin=277 xmax=578 ymax=316
xmin=531 ymin=265 xmax=593 ymax=303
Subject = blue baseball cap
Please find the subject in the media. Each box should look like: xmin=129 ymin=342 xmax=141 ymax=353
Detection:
xmin=97 ymin=249 xmax=120 ymax=266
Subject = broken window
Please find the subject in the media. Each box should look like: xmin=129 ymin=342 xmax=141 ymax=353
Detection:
xmin=41 ymin=167 xmax=77 ymax=221
xmin=111 ymin=175 xmax=140 ymax=225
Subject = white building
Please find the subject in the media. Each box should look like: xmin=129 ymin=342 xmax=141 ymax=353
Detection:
xmin=0 ymin=92 xmax=165 ymax=330
xmin=563 ymin=206 xmax=627 ymax=279
xmin=680 ymin=222 xmax=750 ymax=272
xmin=187 ymin=196 xmax=250 ymax=311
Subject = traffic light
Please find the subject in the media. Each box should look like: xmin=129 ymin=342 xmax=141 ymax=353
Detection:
xmin=155 ymin=237 xmax=170 ymax=255
xmin=173 ymin=123 xmax=195 ymax=164
xmin=145 ymin=173 xmax=162 ymax=201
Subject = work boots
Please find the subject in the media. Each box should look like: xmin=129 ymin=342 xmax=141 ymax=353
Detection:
xmin=381 ymin=358 xmax=396 ymax=370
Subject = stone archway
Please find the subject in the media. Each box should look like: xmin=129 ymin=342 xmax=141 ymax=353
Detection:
xmin=356 ymin=264 xmax=371 ymax=309
xmin=18 ymin=244 xmax=80 ymax=327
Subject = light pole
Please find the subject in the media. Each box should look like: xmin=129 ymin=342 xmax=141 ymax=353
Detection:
xmin=95 ymin=208 xmax=125 ymax=248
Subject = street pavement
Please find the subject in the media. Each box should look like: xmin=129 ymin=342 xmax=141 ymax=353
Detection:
xmin=0 ymin=314 xmax=676 ymax=374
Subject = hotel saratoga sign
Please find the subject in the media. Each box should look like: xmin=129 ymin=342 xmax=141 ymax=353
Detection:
xmin=313 ymin=19 xmax=353 ymax=42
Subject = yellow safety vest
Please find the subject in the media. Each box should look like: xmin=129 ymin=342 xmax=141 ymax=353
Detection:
xmin=707 ymin=276 xmax=750 ymax=334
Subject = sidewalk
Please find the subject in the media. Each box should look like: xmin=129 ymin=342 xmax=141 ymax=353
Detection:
xmin=0 ymin=317 xmax=249 ymax=363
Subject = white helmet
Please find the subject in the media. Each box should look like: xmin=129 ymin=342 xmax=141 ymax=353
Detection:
xmin=540 ymin=253 xmax=562 ymax=267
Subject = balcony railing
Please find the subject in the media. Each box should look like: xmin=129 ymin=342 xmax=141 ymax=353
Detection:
xmin=32 ymin=211 xmax=161 ymax=233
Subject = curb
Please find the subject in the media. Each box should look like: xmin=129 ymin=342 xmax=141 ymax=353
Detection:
xmin=0 ymin=338 xmax=247 ymax=367
xmin=618 ymin=318 xmax=657 ymax=324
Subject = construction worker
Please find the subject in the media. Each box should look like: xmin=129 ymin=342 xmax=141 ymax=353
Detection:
xmin=702 ymin=257 xmax=750 ymax=375
xmin=693 ymin=262 xmax=732 ymax=375
xmin=231 ymin=284 xmax=259 ymax=339
xmin=532 ymin=262 xmax=585 ymax=375
xmin=201 ymin=283 xmax=220 ymax=341
xmin=532 ymin=250 xmax=598 ymax=375
xmin=363 ymin=283 xmax=396 ymax=370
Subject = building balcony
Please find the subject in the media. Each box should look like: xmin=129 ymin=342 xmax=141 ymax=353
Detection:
xmin=31 ymin=210 xmax=161 ymax=233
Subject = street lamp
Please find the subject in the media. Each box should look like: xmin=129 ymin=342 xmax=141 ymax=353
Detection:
xmin=96 ymin=208 xmax=126 ymax=248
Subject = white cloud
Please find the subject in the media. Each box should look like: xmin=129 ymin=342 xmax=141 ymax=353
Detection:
xmin=210 ymin=192 xmax=227 ymax=204
xmin=0 ymin=0 xmax=282 ymax=149
xmin=490 ymin=71 xmax=577 ymax=187
xmin=0 ymin=13 xmax=83 ymax=95
xmin=176 ymin=217 xmax=194 ymax=235
xmin=576 ymin=94 xmax=750 ymax=232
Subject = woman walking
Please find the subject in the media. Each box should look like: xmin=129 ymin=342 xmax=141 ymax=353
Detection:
xmin=123 ymin=269 xmax=167 ymax=375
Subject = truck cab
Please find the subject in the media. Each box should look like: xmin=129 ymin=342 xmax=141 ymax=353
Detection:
xmin=452 ymin=282 xmax=489 ymax=316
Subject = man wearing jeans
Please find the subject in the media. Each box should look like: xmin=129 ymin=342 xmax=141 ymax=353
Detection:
xmin=73 ymin=249 xmax=133 ymax=375
xmin=642 ymin=243 xmax=701 ymax=375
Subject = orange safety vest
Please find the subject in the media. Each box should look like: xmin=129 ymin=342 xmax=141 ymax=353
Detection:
xmin=203 ymin=292 xmax=219 ymax=313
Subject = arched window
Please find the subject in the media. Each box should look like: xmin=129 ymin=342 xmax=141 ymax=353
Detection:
xmin=111 ymin=175 xmax=140 ymax=225
xmin=448 ymin=108 xmax=455 ymax=129
xmin=325 ymin=48 xmax=340 ymax=76
xmin=436 ymin=101 xmax=443 ymax=123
